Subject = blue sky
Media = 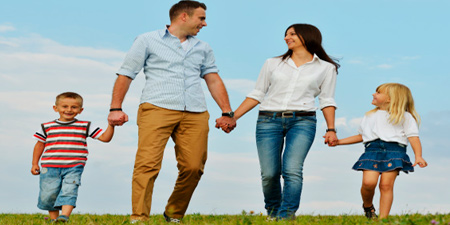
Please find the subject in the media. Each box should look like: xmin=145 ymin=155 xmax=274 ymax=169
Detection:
xmin=1 ymin=0 xmax=449 ymax=216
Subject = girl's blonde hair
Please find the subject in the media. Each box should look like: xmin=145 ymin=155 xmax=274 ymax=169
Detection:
xmin=368 ymin=83 xmax=420 ymax=125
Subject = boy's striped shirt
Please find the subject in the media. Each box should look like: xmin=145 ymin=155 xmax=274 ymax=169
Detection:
xmin=33 ymin=120 xmax=103 ymax=168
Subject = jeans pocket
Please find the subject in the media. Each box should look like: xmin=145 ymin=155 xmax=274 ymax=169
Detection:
xmin=257 ymin=116 xmax=272 ymax=124
xmin=300 ymin=115 xmax=317 ymax=123
xmin=61 ymin=176 xmax=82 ymax=197
xmin=63 ymin=177 xmax=81 ymax=186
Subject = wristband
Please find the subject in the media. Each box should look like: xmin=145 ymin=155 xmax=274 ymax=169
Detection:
xmin=109 ymin=108 xmax=122 ymax=112
xmin=326 ymin=128 xmax=337 ymax=133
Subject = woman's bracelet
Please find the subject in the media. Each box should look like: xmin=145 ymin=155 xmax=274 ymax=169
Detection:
xmin=109 ymin=108 xmax=123 ymax=112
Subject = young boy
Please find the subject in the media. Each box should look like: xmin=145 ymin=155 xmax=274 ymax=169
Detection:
xmin=31 ymin=92 xmax=115 ymax=222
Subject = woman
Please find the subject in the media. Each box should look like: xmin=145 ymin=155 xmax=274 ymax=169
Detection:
xmin=220 ymin=24 xmax=340 ymax=219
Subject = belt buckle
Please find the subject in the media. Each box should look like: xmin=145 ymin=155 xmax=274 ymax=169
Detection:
xmin=281 ymin=111 xmax=294 ymax=118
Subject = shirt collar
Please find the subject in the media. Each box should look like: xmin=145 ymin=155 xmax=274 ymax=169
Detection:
xmin=55 ymin=119 xmax=77 ymax=125
xmin=160 ymin=26 xmax=197 ymax=41
xmin=285 ymin=53 xmax=321 ymax=68
xmin=311 ymin=53 xmax=320 ymax=62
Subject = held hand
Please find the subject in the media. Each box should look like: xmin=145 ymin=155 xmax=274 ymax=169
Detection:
xmin=108 ymin=111 xmax=129 ymax=126
xmin=31 ymin=165 xmax=40 ymax=175
xmin=215 ymin=116 xmax=236 ymax=133
xmin=323 ymin=135 xmax=338 ymax=147
xmin=324 ymin=132 xmax=338 ymax=147
xmin=413 ymin=157 xmax=428 ymax=168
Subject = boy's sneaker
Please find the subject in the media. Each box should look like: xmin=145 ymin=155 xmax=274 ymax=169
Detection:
xmin=266 ymin=216 xmax=277 ymax=222
xmin=363 ymin=204 xmax=378 ymax=219
xmin=163 ymin=212 xmax=181 ymax=223
xmin=56 ymin=215 xmax=69 ymax=223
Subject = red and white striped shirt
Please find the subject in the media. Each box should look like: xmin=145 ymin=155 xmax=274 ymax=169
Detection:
xmin=33 ymin=119 xmax=103 ymax=168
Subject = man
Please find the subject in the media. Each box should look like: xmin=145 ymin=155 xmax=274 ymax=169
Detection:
xmin=107 ymin=1 xmax=236 ymax=223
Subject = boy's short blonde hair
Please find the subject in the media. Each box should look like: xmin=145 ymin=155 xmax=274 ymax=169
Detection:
xmin=56 ymin=92 xmax=83 ymax=107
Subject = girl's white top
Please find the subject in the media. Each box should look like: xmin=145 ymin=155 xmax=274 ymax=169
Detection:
xmin=358 ymin=110 xmax=419 ymax=145
xmin=247 ymin=54 xmax=337 ymax=111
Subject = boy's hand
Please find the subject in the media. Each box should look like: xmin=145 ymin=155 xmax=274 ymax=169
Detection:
xmin=413 ymin=157 xmax=428 ymax=168
xmin=31 ymin=165 xmax=40 ymax=175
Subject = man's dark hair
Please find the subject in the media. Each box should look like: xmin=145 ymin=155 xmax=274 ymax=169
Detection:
xmin=169 ymin=0 xmax=207 ymax=21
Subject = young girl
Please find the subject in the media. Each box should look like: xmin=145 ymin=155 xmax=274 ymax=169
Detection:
xmin=333 ymin=83 xmax=427 ymax=219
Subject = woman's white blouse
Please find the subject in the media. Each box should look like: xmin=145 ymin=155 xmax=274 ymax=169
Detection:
xmin=247 ymin=54 xmax=337 ymax=111
xmin=358 ymin=110 xmax=419 ymax=145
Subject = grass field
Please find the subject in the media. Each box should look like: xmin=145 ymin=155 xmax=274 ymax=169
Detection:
xmin=1 ymin=212 xmax=449 ymax=225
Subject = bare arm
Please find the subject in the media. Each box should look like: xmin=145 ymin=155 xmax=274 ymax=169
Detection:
xmin=31 ymin=141 xmax=45 ymax=175
xmin=322 ymin=106 xmax=338 ymax=146
xmin=336 ymin=134 xmax=363 ymax=145
xmin=204 ymin=73 xmax=236 ymax=133
xmin=408 ymin=136 xmax=427 ymax=167
xmin=204 ymin=73 xmax=232 ymax=113
xmin=234 ymin=97 xmax=260 ymax=120
xmin=108 ymin=75 xmax=132 ymax=126
xmin=97 ymin=124 xmax=115 ymax=143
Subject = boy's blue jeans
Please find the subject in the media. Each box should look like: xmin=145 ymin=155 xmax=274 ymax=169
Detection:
xmin=255 ymin=113 xmax=316 ymax=219
xmin=38 ymin=165 xmax=84 ymax=211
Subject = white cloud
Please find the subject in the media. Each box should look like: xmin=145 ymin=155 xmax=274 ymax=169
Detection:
xmin=0 ymin=24 xmax=15 ymax=32
xmin=347 ymin=59 xmax=364 ymax=65
xmin=0 ymin=34 xmax=124 ymax=60
xmin=402 ymin=56 xmax=421 ymax=61
xmin=346 ymin=56 xmax=421 ymax=69
xmin=335 ymin=117 xmax=347 ymax=127
xmin=0 ymin=34 xmax=128 ymax=96
xmin=376 ymin=64 xmax=393 ymax=69
xmin=223 ymin=79 xmax=256 ymax=95
xmin=0 ymin=40 xmax=19 ymax=47
xmin=349 ymin=117 xmax=363 ymax=128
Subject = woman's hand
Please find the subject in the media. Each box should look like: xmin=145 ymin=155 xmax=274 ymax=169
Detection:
xmin=324 ymin=131 xmax=338 ymax=146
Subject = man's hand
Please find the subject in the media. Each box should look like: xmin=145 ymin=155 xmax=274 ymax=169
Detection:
xmin=108 ymin=111 xmax=129 ymax=126
xmin=215 ymin=116 xmax=236 ymax=133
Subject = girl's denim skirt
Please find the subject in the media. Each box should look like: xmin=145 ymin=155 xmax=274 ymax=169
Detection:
xmin=352 ymin=139 xmax=414 ymax=174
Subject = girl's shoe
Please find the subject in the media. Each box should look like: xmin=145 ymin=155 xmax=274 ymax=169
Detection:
xmin=56 ymin=215 xmax=69 ymax=223
xmin=363 ymin=204 xmax=378 ymax=219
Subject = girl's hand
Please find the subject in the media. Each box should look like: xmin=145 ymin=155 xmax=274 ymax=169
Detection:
xmin=413 ymin=157 xmax=428 ymax=168
xmin=323 ymin=135 xmax=338 ymax=147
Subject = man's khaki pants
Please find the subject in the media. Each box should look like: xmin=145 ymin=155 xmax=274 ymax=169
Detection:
xmin=130 ymin=103 xmax=209 ymax=220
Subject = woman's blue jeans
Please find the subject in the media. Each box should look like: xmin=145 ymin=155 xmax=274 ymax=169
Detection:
xmin=255 ymin=112 xmax=316 ymax=219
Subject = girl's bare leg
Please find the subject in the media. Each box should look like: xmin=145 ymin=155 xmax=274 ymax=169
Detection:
xmin=378 ymin=170 xmax=398 ymax=219
xmin=361 ymin=170 xmax=380 ymax=207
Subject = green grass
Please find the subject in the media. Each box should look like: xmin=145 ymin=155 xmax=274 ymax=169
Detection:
xmin=1 ymin=212 xmax=449 ymax=225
